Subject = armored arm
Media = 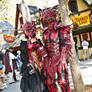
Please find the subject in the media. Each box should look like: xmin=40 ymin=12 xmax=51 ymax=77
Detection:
xmin=59 ymin=25 xmax=72 ymax=56
xmin=35 ymin=39 xmax=47 ymax=58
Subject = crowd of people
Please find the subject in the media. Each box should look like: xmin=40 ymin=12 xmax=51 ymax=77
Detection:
xmin=0 ymin=8 xmax=79 ymax=92
xmin=0 ymin=7 xmax=90 ymax=92
xmin=0 ymin=49 xmax=22 ymax=91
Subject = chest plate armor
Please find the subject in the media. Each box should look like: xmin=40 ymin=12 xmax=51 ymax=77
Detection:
xmin=43 ymin=30 xmax=61 ymax=57
xmin=27 ymin=40 xmax=41 ymax=64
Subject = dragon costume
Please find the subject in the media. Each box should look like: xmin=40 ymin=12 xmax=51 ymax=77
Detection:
xmin=41 ymin=8 xmax=72 ymax=92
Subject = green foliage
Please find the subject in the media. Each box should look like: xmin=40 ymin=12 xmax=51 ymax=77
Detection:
xmin=0 ymin=16 xmax=7 ymax=20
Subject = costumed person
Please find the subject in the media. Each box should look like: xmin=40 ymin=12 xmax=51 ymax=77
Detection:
xmin=4 ymin=48 xmax=18 ymax=84
xmin=20 ymin=21 xmax=49 ymax=92
xmin=41 ymin=8 xmax=72 ymax=92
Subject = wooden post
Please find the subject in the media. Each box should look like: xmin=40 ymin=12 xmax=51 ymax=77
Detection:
xmin=14 ymin=4 xmax=19 ymax=35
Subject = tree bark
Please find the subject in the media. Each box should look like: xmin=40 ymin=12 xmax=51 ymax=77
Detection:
xmin=69 ymin=34 xmax=86 ymax=92
xmin=58 ymin=0 xmax=86 ymax=92
xmin=58 ymin=0 xmax=70 ymax=25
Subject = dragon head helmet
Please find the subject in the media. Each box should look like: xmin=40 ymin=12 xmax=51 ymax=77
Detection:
xmin=41 ymin=8 xmax=57 ymax=29
xmin=21 ymin=21 xmax=36 ymax=38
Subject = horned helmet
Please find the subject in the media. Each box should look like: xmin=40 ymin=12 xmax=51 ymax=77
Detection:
xmin=21 ymin=21 xmax=36 ymax=38
xmin=41 ymin=8 xmax=57 ymax=29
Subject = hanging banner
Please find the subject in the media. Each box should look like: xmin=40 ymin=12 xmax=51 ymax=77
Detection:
xmin=3 ymin=34 xmax=15 ymax=43
xmin=72 ymin=15 xmax=90 ymax=26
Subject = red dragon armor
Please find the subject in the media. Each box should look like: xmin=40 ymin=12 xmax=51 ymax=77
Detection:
xmin=20 ymin=21 xmax=49 ymax=92
xmin=41 ymin=9 xmax=72 ymax=92
xmin=21 ymin=21 xmax=47 ymax=71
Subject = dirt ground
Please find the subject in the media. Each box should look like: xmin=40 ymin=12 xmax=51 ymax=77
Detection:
xmin=71 ymin=85 xmax=92 ymax=92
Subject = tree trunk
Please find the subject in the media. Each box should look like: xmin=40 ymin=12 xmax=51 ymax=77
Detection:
xmin=69 ymin=34 xmax=86 ymax=92
xmin=58 ymin=0 xmax=70 ymax=25
xmin=58 ymin=0 xmax=86 ymax=92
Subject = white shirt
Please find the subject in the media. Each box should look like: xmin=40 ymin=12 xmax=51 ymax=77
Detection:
xmin=9 ymin=52 xmax=16 ymax=69
xmin=82 ymin=40 xmax=89 ymax=50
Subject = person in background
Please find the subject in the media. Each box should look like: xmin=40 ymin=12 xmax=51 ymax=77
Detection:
xmin=4 ymin=48 xmax=18 ymax=84
xmin=16 ymin=50 xmax=22 ymax=73
xmin=82 ymin=39 xmax=89 ymax=61
xmin=0 ymin=51 xmax=7 ymax=90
